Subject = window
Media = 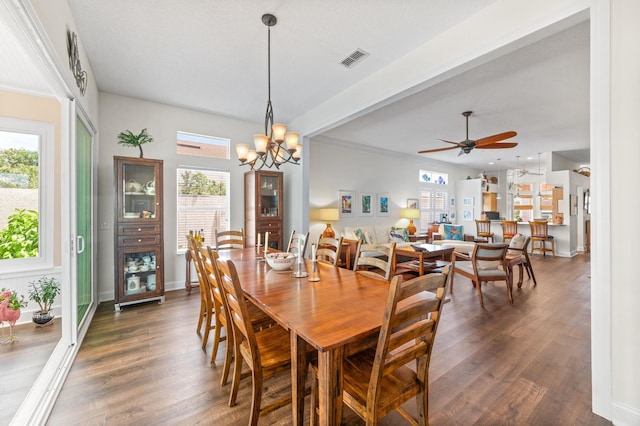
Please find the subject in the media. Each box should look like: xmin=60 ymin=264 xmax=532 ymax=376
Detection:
xmin=176 ymin=167 xmax=230 ymax=251
xmin=176 ymin=131 xmax=229 ymax=159
xmin=0 ymin=117 xmax=53 ymax=271
xmin=419 ymin=169 xmax=448 ymax=185
xmin=419 ymin=189 xmax=448 ymax=228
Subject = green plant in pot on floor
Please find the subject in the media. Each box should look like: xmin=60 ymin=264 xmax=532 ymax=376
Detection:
xmin=28 ymin=276 xmax=61 ymax=326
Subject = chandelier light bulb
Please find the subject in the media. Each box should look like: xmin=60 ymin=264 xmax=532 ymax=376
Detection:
xmin=236 ymin=144 xmax=249 ymax=161
xmin=272 ymin=123 xmax=287 ymax=142
xmin=253 ymin=134 xmax=268 ymax=155
xmin=284 ymin=132 xmax=299 ymax=151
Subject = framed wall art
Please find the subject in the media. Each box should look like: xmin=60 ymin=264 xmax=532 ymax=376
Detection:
xmin=463 ymin=197 xmax=473 ymax=207
xmin=360 ymin=192 xmax=374 ymax=216
xmin=407 ymin=198 xmax=418 ymax=209
xmin=339 ymin=190 xmax=355 ymax=218
xmin=377 ymin=193 xmax=390 ymax=217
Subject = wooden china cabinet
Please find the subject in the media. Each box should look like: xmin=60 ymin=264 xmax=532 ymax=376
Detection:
xmin=113 ymin=156 xmax=164 ymax=311
xmin=244 ymin=170 xmax=283 ymax=250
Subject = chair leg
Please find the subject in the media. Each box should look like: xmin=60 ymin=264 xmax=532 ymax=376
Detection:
xmin=476 ymin=281 xmax=484 ymax=306
xmin=527 ymin=263 xmax=538 ymax=286
xmin=506 ymin=277 xmax=513 ymax=304
xmin=249 ymin=369 xmax=263 ymax=426
xmin=219 ymin=329 xmax=233 ymax=386
xmin=210 ymin=312 xmax=222 ymax=355
xmin=450 ymin=271 xmax=455 ymax=294
xmin=197 ymin=298 xmax=205 ymax=335
xmin=517 ymin=264 xmax=524 ymax=288
xmin=228 ymin=346 xmax=243 ymax=407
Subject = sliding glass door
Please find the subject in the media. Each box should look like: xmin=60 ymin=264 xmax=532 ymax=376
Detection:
xmin=75 ymin=117 xmax=93 ymax=325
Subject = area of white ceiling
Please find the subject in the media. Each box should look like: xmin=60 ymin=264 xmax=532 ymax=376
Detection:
xmin=64 ymin=0 xmax=589 ymax=172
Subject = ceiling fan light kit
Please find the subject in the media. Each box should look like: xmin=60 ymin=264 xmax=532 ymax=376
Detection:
xmin=236 ymin=13 xmax=303 ymax=170
xmin=418 ymin=110 xmax=518 ymax=156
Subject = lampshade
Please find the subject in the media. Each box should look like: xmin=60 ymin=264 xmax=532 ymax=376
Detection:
xmin=313 ymin=208 xmax=339 ymax=222
xmin=236 ymin=144 xmax=249 ymax=161
xmin=400 ymin=208 xmax=420 ymax=219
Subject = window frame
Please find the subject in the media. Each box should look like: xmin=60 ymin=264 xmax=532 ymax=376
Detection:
xmin=0 ymin=116 xmax=54 ymax=273
xmin=419 ymin=187 xmax=449 ymax=229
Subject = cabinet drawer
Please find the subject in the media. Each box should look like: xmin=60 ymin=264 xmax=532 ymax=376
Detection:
xmin=118 ymin=234 xmax=161 ymax=246
xmin=118 ymin=223 xmax=160 ymax=235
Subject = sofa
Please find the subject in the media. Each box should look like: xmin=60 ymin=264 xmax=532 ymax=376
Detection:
xmin=341 ymin=225 xmax=414 ymax=267
xmin=431 ymin=223 xmax=475 ymax=254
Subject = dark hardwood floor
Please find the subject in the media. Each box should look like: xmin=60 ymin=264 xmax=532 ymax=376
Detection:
xmin=46 ymin=252 xmax=611 ymax=425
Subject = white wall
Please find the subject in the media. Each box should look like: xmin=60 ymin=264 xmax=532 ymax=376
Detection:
xmin=308 ymin=135 xmax=479 ymax=245
xmin=609 ymin=0 xmax=640 ymax=422
xmin=97 ymin=93 xmax=302 ymax=300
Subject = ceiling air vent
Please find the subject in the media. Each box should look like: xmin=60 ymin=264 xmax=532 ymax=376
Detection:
xmin=340 ymin=49 xmax=369 ymax=68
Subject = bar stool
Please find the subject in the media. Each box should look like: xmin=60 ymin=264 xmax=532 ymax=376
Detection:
xmin=501 ymin=220 xmax=518 ymax=244
xmin=474 ymin=219 xmax=494 ymax=243
xmin=529 ymin=220 xmax=555 ymax=256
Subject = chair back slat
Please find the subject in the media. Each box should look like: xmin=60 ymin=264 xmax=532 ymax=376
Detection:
xmin=367 ymin=267 xmax=450 ymax=403
xmin=215 ymin=257 xmax=258 ymax=361
xmin=287 ymin=230 xmax=309 ymax=257
xmin=215 ymin=228 xmax=245 ymax=250
xmin=353 ymin=242 xmax=397 ymax=281
xmin=316 ymin=236 xmax=343 ymax=266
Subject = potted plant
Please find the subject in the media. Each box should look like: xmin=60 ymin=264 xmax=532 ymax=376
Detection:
xmin=0 ymin=288 xmax=26 ymax=343
xmin=28 ymin=276 xmax=61 ymax=327
xmin=117 ymin=128 xmax=154 ymax=158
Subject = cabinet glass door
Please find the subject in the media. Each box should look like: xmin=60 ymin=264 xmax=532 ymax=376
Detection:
xmin=259 ymin=174 xmax=280 ymax=217
xmin=122 ymin=163 xmax=157 ymax=220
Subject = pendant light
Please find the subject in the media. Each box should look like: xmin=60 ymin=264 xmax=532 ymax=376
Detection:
xmin=536 ymin=152 xmax=542 ymax=197
xmin=235 ymin=13 xmax=302 ymax=170
xmin=496 ymin=158 xmax=502 ymax=200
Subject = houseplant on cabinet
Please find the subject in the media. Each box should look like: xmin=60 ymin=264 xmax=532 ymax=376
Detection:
xmin=117 ymin=128 xmax=154 ymax=158
xmin=28 ymin=276 xmax=61 ymax=327
xmin=0 ymin=288 xmax=26 ymax=343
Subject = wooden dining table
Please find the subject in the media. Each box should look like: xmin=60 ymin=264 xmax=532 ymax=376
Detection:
xmin=217 ymin=247 xmax=392 ymax=426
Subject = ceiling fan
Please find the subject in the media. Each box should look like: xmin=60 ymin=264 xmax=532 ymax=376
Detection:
xmin=418 ymin=111 xmax=518 ymax=156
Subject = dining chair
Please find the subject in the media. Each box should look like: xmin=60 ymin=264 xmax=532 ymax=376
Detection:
xmin=315 ymin=235 xmax=343 ymax=266
xmin=310 ymin=266 xmax=451 ymax=426
xmin=529 ymin=220 xmax=555 ymax=256
xmin=215 ymin=228 xmax=245 ymax=250
xmin=451 ymin=243 xmax=511 ymax=306
xmin=197 ymin=246 xmax=234 ymax=385
xmin=475 ymin=219 xmax=494 ymax=243
xmin=287 ymin=230 xmax=309 ymax=258
xmin=505 ymin=235 xmax=537 ymax=288
xmin=214 ymin=256 xmax=293 ymax=425
xmin=501 ymin=220 xmax=518 ymax=244
xmin=187 ymin=236 xmax=212 ymax=343
xmin=353 ymin=241 xmax=397 ymax=281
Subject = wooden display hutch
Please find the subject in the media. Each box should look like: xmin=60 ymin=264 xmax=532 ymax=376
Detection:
xmin=244 ymin=170 xmax=283 ymax=250
xmin=113 ymin=156 xmax=164 ymax=311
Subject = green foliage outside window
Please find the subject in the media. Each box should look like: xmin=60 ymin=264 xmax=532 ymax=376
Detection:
xmin=0 ymin=148 xmax=39 ymax=189
xmin=0 ymin=208 xmax=39 ymax=259
xmin=178 ymin=170 xmax=226 ymax=196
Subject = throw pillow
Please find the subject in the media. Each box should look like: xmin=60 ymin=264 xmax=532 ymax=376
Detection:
xmin=389 ymin=229 xmax=405 ymax=243
xmin=364 ymin=230 xmax=376 ymax=244
xmin=477 ymin=260 xmax=501 ymax=270
xmin=354 ymin=228 xmax=366 ymax=243
xmin=391 ymin=227 xmax=409 ymax=242
xmin=509 ymin=233 xmax=526 ymax=249
xmin=443 ymin=224 xmax=463 ymax=241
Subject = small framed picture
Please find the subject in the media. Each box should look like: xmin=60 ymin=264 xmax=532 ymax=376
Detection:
xmin=339 ymin=190 xmax=355 ymax=218
xmin=407 ymin=198 xmax=418 ymax=209
xmin=377 ymin=193 xmax=390 ymax=217
xmin=463 ymin=209 xmax=473 ymax=221
xmin=360 ymin=192 xmax=374 ymax=216
xmin=450 ymin=211 xmax=456 ymax=221
xmin=450 ymin=197 xmax=456 ymax=208
xmin=463 ymin=197 xmax=474 ymax=207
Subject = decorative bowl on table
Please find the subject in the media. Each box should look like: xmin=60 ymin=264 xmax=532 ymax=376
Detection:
xmin=265 ymin=252 xmax=297 ymax=271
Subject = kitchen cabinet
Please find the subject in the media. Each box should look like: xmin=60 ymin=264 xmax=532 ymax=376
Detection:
xmin=113 ymin=156 xmax=164 ymax=311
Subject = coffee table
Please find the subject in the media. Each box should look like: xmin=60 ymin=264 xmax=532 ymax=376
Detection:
xmin=394 ymin=243 xmax=455 ymax=276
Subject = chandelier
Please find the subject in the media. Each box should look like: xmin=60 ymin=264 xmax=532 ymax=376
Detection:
xmin=236 ymin=13 xmax=302 ymax=170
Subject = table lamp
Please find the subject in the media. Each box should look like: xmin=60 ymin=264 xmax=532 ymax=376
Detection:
xmin=400 ymin=208 xmax=420 ymax=235
xmin=313 ymin=208 xmax=339 ymax=238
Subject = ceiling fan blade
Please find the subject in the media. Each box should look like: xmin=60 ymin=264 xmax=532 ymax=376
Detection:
xmin=418 ymin=146 xmax=459 ymax=154
xmin=476 ymin=142 xmax=518 ymax=149
xmin=474 ymin=131 xmax=517 ymax=147
xmin=437 ymin=139 xmax=464 ymax=146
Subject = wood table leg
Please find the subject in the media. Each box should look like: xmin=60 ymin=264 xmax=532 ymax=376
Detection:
xmin=317 ymin=347 xmax=344 ymax=426
xmin=291 ymin=332 xmax=308 ymax=426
